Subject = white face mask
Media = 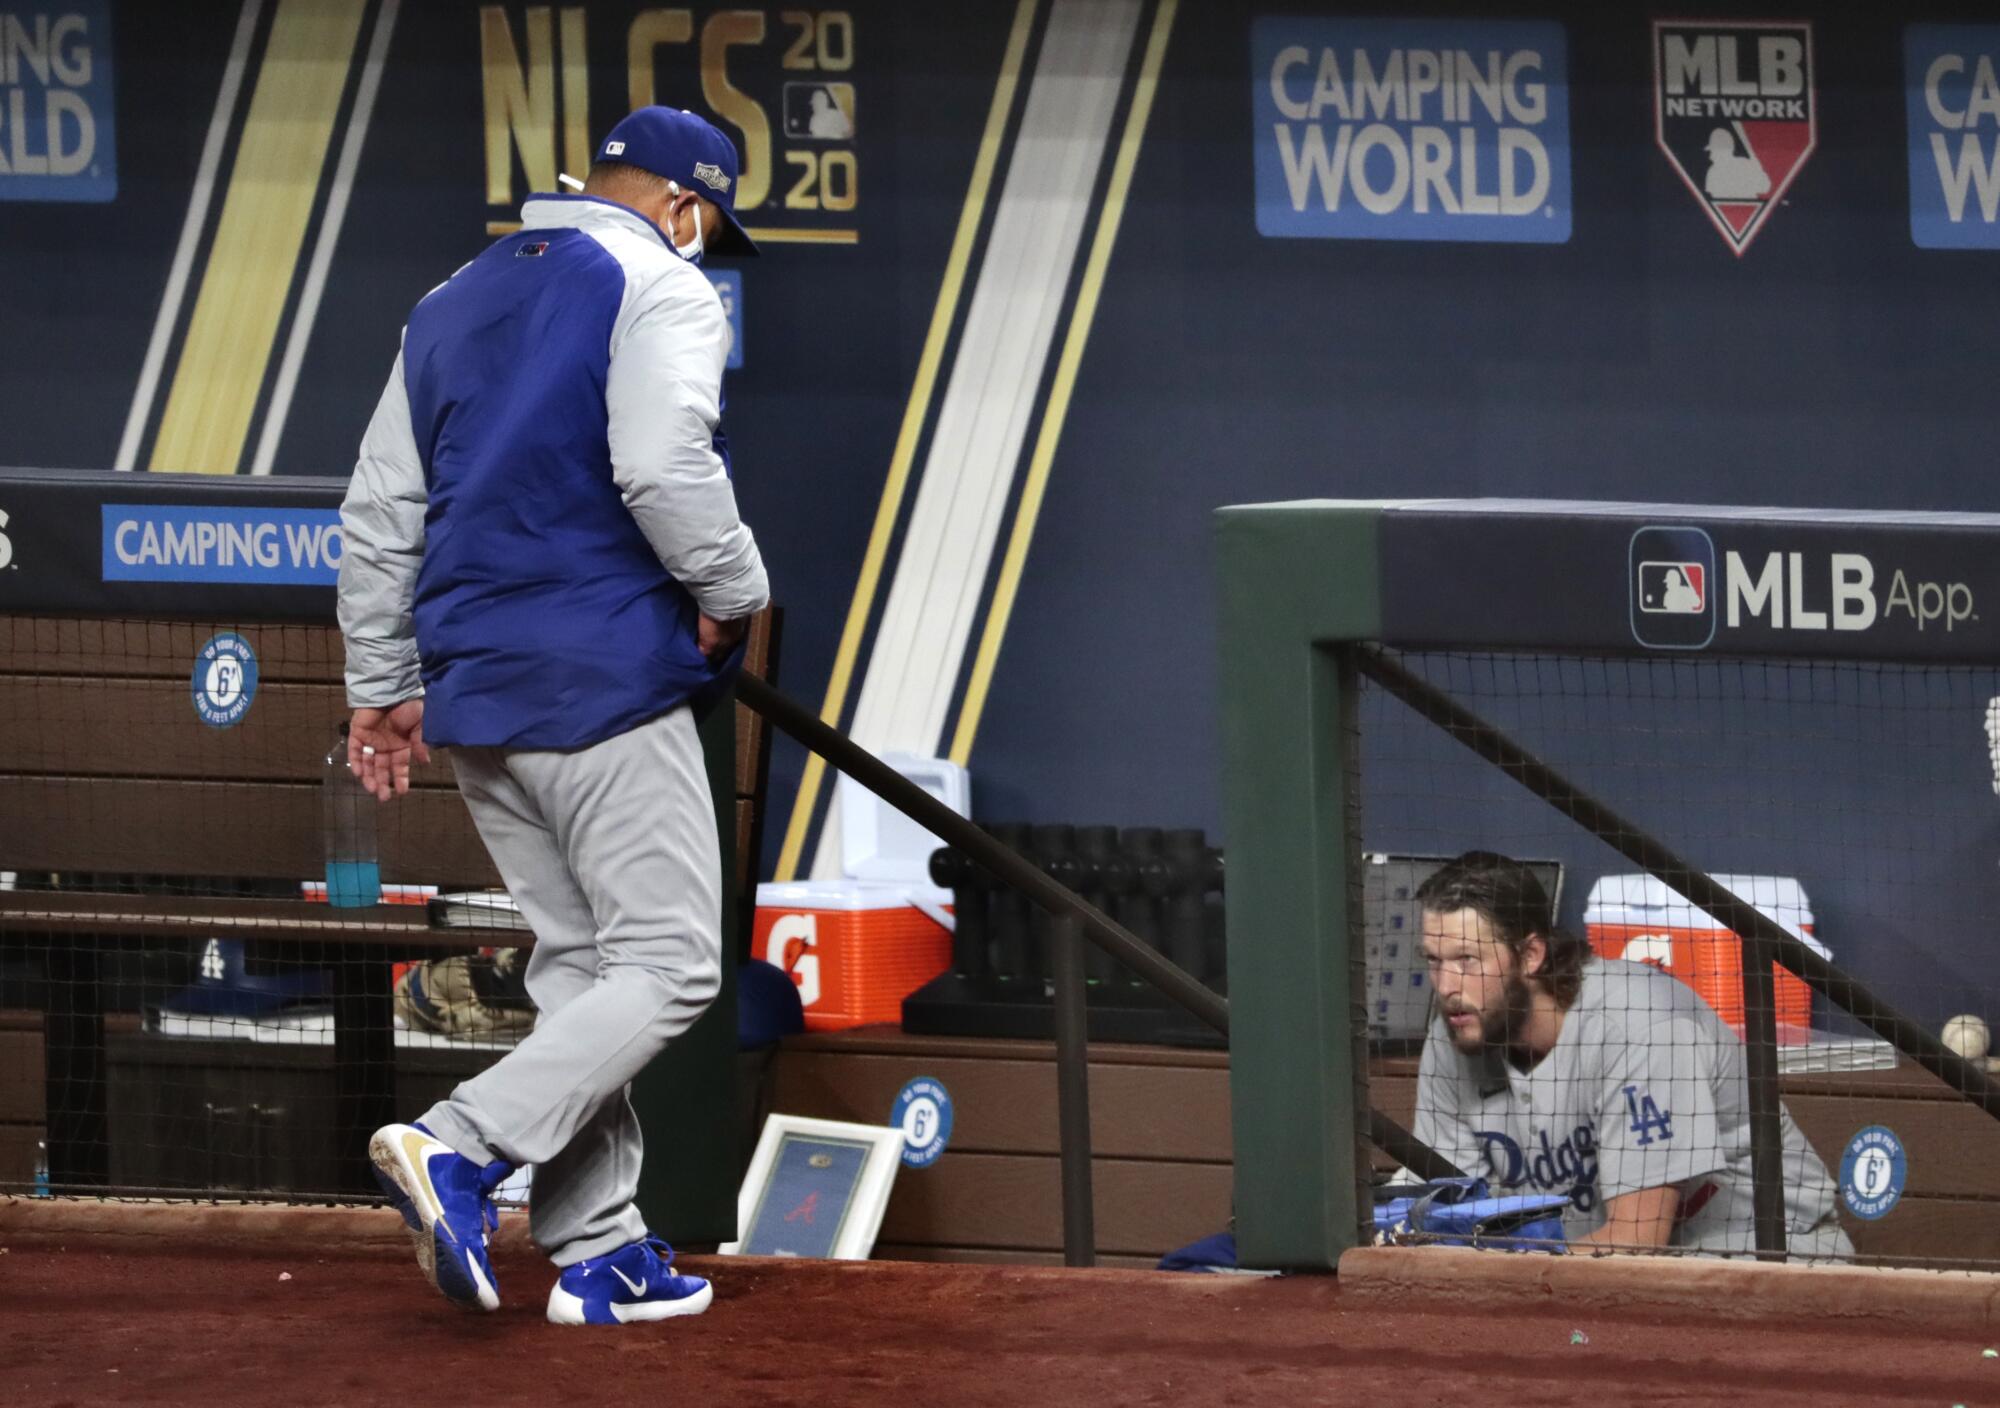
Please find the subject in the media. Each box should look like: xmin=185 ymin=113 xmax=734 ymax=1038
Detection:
xmin=666 ymin=188 xmax=706 ymax=265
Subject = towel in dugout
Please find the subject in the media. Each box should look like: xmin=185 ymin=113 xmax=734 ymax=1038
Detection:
xmin=1373 ymin=1178 xmax=1571 ymax=1251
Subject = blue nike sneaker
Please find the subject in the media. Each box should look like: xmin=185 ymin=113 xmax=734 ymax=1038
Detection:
xmin=369 ymin=1123 xmax=512 ymax=1311
xmin=546 ymin=1235 xmax=713 ymax=1326
xmin=373 ymin=1122 xmax=500 ymax=1244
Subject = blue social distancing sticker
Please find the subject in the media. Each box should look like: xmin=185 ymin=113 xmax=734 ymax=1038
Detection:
xmin=192 ymin=633 xmax=258 ymax=729
xmin=1839 ymin=1125 xmax=1907 ymax=1221
xmin=892 ymin=1076 xmax=953 ymax=1168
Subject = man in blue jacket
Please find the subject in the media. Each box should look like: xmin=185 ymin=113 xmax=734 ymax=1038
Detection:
xmin=336 ymin=106 xmax=769 ymax=1326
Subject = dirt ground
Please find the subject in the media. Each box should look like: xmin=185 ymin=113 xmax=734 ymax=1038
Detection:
xmin=4 ymin=1235 xmax=1996 ymax=1407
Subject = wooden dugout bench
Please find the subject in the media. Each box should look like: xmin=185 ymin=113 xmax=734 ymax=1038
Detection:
xmin=0 ymin=608 xmax=775 ymax=1214
xmin=765 ymin=1035 xmax=2000 ymax=1268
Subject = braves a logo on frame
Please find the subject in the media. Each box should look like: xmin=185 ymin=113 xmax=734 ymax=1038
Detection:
xmin=1654 ymin=19 xmax=1817 ymax=255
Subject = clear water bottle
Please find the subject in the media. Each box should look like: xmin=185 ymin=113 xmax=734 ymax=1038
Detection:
xmin=323 ymin=723 xmax=381 ymax=907
xmin=32 ymin=1140 xmax=49 ymax=1197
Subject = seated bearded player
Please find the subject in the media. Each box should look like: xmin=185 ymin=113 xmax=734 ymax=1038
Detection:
xmin=1407 ymin=852 xmax=1853 ymax=1259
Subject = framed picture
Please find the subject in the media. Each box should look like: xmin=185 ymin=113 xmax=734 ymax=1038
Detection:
xmin=718 ymin=1115 xmax=906 ymax=1259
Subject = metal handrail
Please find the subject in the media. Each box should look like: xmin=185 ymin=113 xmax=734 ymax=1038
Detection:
xmin=737 ymin=674 xmax=1224 ymax=1031
xmin=734 ymin=672 xmax=1454 ymax=1262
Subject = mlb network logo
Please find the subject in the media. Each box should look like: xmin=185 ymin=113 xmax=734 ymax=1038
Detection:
xmin=1631 ymin=526 xmax=1716 ymax=649
xmin=1654 ymin=20 xmax=1816 ymax=255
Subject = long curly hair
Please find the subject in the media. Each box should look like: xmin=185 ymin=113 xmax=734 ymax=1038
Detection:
xmin=1413 ymin=851 xmax=1588 ymax=1009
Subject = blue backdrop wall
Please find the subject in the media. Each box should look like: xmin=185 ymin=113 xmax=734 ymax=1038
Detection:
xmin=4 ymin=0 xmax=1999 ymax=1024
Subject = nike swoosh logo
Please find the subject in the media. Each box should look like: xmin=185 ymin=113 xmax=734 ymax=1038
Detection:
xmin=401 ymin=1131 xmax=456 ymax=1246
xmin=611 ymin=1266 xmax=647 ymax=1297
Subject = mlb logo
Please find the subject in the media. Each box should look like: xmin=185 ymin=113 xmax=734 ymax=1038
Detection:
xmin=783 ymin=82 xmax=857 ymax=141
xmin=1636 ymin=561 xmax=1706 ymax=614
xmin=1630 ymin=526 xmax=1717 ymax=650
xmin=516 ymin=241 xmax=549 ymax=258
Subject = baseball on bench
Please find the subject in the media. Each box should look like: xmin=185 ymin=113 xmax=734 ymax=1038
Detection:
xmin=1941 ymin=1013 xmax=1990 ymax=1062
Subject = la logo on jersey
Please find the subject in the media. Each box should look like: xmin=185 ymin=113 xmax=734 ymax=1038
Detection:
xmin=1654 ymin=21 xmax=1816 ymax=255
xmin=1623 ymin=1084 xmax=1675 ymax=1146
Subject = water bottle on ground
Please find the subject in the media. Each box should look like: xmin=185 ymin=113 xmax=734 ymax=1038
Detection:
xmin=324 ymin=723 xmax=382 ymax=907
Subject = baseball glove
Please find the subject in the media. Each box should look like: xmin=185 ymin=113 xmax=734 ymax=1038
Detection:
xmin=394 ymin=948 xmax=537 ymax=1040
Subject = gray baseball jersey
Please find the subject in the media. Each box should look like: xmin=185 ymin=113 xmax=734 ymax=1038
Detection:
xmin=1410 ymin=957 xmax=1853 ymax=1258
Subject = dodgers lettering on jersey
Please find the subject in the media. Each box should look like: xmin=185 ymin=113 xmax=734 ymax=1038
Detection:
xmin=1471 ymin=1122 xmax=1600 ymax=1212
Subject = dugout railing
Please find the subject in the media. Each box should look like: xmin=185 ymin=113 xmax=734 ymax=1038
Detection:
xmin=1217 ymin=499 xmax=2000 ymax=1272
xmin=735 ymin=673 xmax=1491 ymax=1266
xmin=8 ymin=469 xmax=1469 ymax=1267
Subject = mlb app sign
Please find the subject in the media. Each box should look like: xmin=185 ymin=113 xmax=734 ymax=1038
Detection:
xmin=1253 ymin=18 xmax=1571 ymax=243
xmin=1906 ymin=26 xmax=2000 ymax=249
xmin=0 ymin=3 xmax=116 ymax=202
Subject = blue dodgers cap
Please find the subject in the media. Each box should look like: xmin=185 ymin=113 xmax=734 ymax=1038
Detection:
xmin=597 ymin=106 xmax=758 ymax=256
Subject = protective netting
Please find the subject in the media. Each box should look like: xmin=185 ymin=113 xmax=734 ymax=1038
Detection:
xmin=0 ymin=615 xmax=530 ymax=1202
xmin=1356 ymin=650 xmax=2000 ymax=1267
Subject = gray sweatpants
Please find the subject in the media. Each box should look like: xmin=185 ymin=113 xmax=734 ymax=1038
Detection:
xmin=419 ymin=706 xmax=722 ymax=1266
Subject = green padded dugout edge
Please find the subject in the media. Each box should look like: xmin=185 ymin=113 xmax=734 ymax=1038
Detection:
xmin=1215 ymin=501 xmax=1383 ymax=1271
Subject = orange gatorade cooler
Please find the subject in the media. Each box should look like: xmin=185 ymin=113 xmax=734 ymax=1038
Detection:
xmin=1583 ymin=873 xmax=1827 ymax=1033
xmin=752 ymin=881 xmax=954 ymax=1031
xmin=754 ymin=752 xmax=967 ymax=1031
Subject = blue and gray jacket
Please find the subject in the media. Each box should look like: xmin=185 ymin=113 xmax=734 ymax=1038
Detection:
xmin=338 ymin=195 xmax=769 ymax=748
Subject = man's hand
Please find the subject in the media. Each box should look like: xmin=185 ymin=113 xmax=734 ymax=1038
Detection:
xmin=698 ymin=612 xmax=748 ymax=661
xmin=348 ymin=699 xmax=430 ymax=801
xmin=1571 ymin=1184 xmax=1682 ymax=1252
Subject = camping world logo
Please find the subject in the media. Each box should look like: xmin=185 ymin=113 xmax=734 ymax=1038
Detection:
xmin=1654 ymin=21 xmax=1816 ymax=255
